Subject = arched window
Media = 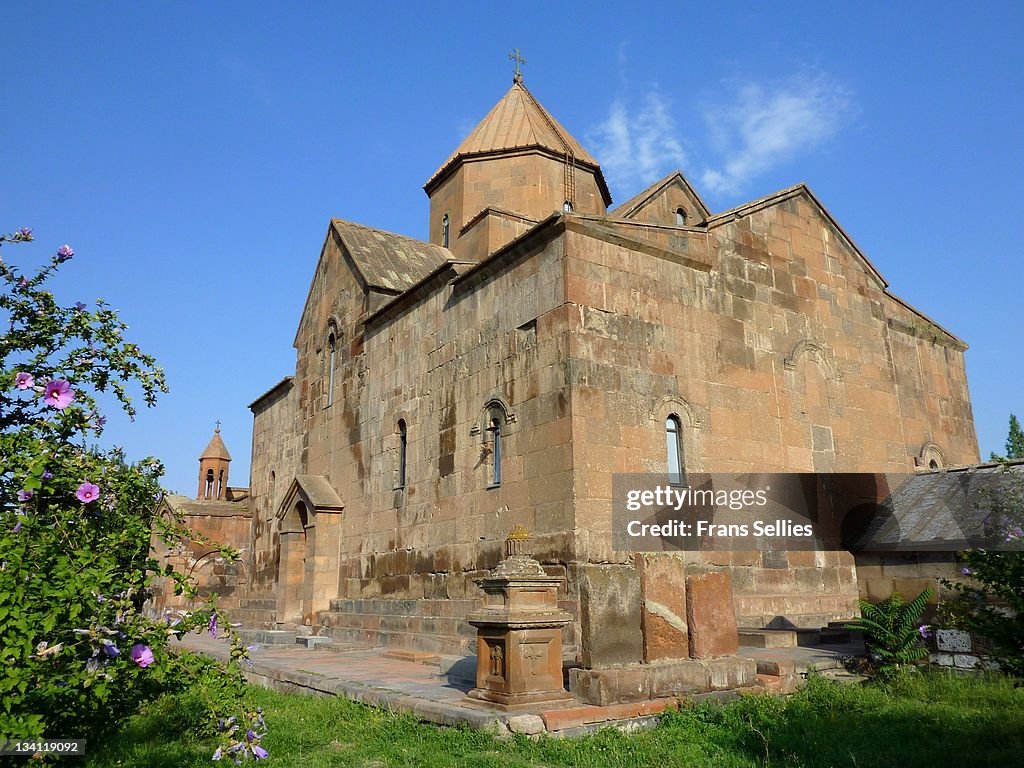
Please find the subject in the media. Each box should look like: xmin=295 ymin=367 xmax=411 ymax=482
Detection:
xmin=563 ymin=200 xmax=573 ymax=213
xmin=488 ymin=417 xmax=502 ymax=487
xmin=665 ymin=415 xmax=685 ymax=485
xmin=397 ymin=419 xmax=408 ymax=489
xmin=929 ymin=459 xmax=939 ymax=470
xmin=205 ymin=468 xmax=215 ymax=499
xmin=326 ymin=332 xmax=336 ymax=407
xmin=675 ymin=208 xmax=687 ymax=226
xmin=442 ymin=213 xmax=450 ymax=248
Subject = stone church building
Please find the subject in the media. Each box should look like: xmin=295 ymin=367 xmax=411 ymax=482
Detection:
xmin=193 ymin=76 xmax=978 ymax=668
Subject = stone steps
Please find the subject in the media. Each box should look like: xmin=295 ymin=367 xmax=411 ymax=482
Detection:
xmin=317 ymin=623 xmax=475 ymax=656
xmin=739 ymin=625 xmax=855 ymax=649
xmin=237 ymin=629 xmax=298 ymax=645
xmin=326 ymin=598 xmax=482 ymax=617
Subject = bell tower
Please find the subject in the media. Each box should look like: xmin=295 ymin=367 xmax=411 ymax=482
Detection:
xmin=197 ymin=422 xmax=232 ymax=501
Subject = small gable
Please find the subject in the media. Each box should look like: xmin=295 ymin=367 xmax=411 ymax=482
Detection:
xmin=610 ymin=171 xmax=711 ymax=225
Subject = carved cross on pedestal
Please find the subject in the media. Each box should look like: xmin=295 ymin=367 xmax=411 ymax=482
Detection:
xmin=489 ymin=642 xmax=505 ymax=677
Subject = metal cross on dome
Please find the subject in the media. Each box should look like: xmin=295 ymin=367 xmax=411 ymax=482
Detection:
xmin=509 ymin=48 xmax=526 ymax=84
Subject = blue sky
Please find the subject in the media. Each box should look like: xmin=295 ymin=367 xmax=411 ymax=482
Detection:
xmin=4 ymin=2 xmax=1021 ymax=494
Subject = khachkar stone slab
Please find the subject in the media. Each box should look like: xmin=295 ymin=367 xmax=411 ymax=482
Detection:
xmin=568 ymin=657 xmax=758 ymax=705
xmin=578 ymin=564 xmax=643 ymax=668
xmin=467 ymin=528 xmax=573 ymax=710
xmin=686 ymin=572 xmax=739 ymax=658
xmin=637 ymin=554 xmax=688 ymax=662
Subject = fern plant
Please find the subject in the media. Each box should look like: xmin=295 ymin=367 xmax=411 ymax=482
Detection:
xmin=845 ymin=588 xmax=933 ymax=669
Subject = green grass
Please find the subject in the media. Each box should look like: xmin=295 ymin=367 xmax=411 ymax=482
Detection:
xmin=86 ymin=671 xmax=1023 ymax=768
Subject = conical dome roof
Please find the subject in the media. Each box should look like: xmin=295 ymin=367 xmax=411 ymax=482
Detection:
xmin=200 ymin=426 xmax=231 ymax=461
xmin=425 ymin=81 xmax=606 ymax=197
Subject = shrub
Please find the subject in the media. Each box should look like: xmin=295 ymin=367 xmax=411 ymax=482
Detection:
xmin=845 ymin=588 xmax=933 ymax=671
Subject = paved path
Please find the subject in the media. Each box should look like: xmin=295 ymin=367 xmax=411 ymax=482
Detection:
xmin=175 ymin=633 xmax=686 ymax=735
xmin=175 ymin=633 xmax=861 ymax=735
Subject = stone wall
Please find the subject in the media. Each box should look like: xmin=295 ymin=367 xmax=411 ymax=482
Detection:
xmin=243 ymin=186 xmax=978 ymax=643
xmin=559 ymin=189 xmax=976 ymax=626
xmin=147 ymin=495 xmax=251 ymax=616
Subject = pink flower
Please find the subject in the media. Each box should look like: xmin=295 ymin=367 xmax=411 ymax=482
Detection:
xmin=76 ymin=482 xmax=100 ymax=503
xmin=56 ymin=244 xmax=74 ymax=262
xmin=43 ymin=379 xmax=74 ymax=409
xmin=14 ymin=372 xmax=34 ymax=390
xmin=130 ymin=643 xmax=154 ymax=668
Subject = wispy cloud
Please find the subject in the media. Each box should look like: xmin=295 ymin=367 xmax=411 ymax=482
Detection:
xmin=700 ymin=74 xmax=854 ymax=196
xmin=587 ymin=88 xmax=689 ymax=196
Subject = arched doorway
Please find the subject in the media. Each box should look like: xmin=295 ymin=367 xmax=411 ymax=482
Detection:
xmin=278 ymin=500 xmax=311 ymax=624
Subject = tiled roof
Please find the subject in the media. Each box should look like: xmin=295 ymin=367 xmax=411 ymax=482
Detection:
xmin=426 ymin=82 xmax=600 ymax=188
xmin=200 ymin=428 xmax=231 ymax=461
xmin=331 ymin=219 xmax=451 ymax=293
xmin=852 ymin=461 xmax=1024 ymax=551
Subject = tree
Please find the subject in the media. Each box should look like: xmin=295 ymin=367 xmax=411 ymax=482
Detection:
xmin=0 ymin=229 xmax=267 ymax=760
xmin=990 ymin=413 xmax=1024 ymax=461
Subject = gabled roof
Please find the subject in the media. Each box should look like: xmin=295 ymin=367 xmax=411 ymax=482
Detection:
xmin=610 ymin=170 xmax=711 ymax=221
xmin=706 ymin=183 xmax=888 ymax=288
xmin=331 ymin=218 xmax=451 ymax=293
xmin=200 ymin=427 xmax=231 ymax=461
xmin=425 ymin=81 xmax=603 ymax=190
xmin=706 ymin=183 xmax=966 ymax=347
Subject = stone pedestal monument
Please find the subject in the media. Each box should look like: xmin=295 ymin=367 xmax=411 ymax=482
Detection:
xmin=467 ymin=527 xmax=572 ymax=709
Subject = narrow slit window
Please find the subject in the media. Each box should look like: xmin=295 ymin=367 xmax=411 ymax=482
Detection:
xmin=563 ymin=200 xmax=573 ymax=213
xmin=489 ymin=417 xmax=502 ymax=487
xmin=397 ymin=419 xmax=408 ymax=488
xmin=666 ymin=415 xmax=685 ymax=485
xmin=442 ymin=213 xmax=450 ymax=248
xmin=327 ymin=332 xmax=336 ymax=407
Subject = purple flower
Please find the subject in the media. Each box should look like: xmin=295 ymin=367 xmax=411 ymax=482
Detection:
xmin=74 ymin=301 xmax=87 ymax=311
xmin=14 ymin=372 xmax=34 ymax=390
xmin=252 ymin=745 xmax=268 ymax=760
xmin=16 ymin=227 xmax=32 ymax=239
xmin=42 ymin=470 xmax=53 ymax=481
xmin=17 ymin=276 xmax=28 ymax=290
xmin=17 ymin=489 xmax=33 ymax=502
xmin=130 ymin=644 xmax=154 ymax=668
xmin=212 ymin=747 xmax=223 ymax=761
xmin=101 ymin=639 xmax=120 ymax=658
xmin=246 ymin=729 xmax=256 ymax=743
xmin=12 ymin=520 xmax=23 ymax=534
xmin=76 ymin=482 xmax=100 ymax=503
xmin=43 ymin=379 xmax=75 ymax=409
xmin=918 ymin=625 xmax=933 ymax=639
xmin=56 ymin=244 xmax=74 ymax=262
xmin=208 ymin=612 xmax=218 ymax=638
xmin=962 ymin=567 xmax=971 ymax=576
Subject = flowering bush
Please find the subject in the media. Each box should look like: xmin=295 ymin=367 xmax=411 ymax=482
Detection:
xmin=0 ymin=229 xmax=267 ymax=760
